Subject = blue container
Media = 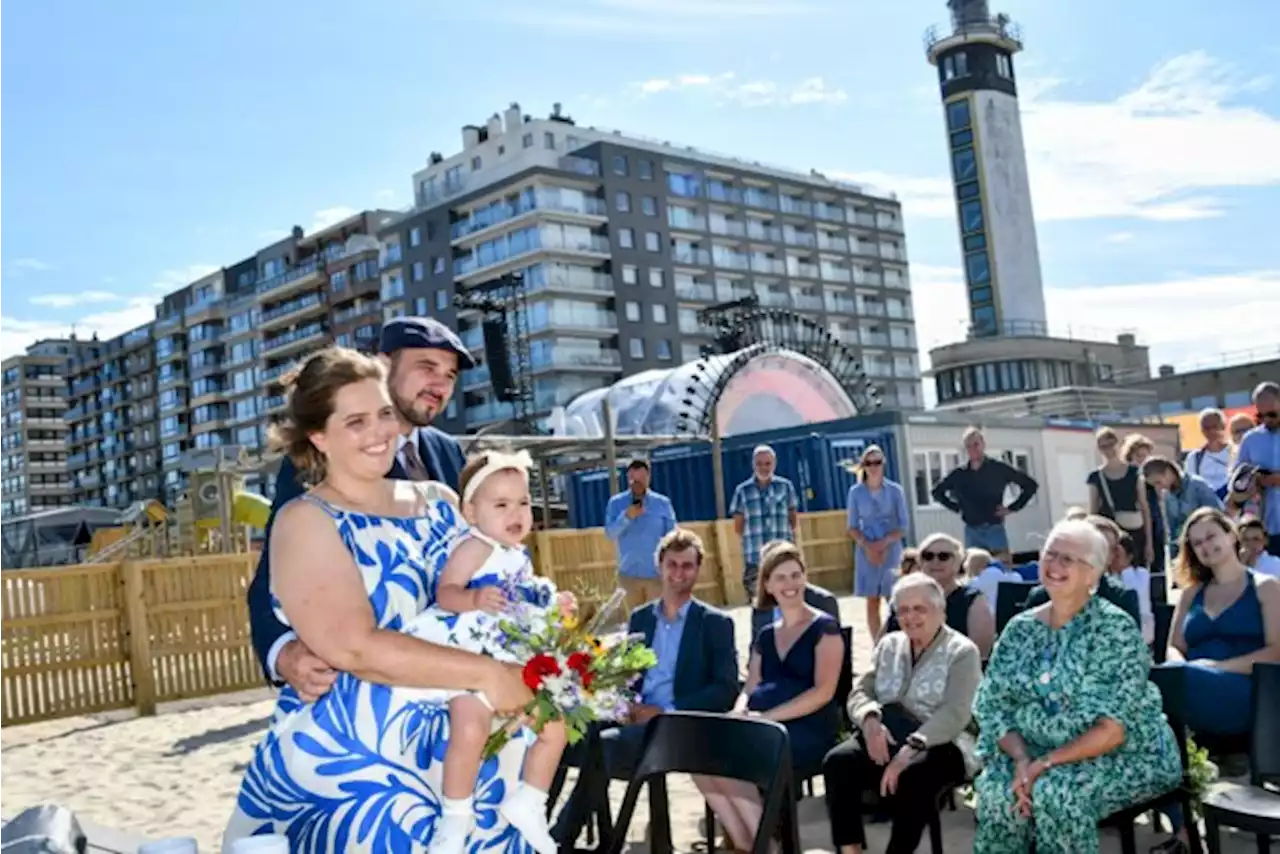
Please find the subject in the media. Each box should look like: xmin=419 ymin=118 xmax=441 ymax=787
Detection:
xmin=563 ymin=417 xmax=902 ymax=527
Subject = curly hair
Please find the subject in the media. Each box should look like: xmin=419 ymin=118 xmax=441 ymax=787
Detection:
xmin=266 ymin=347 xmax=386 ymax=484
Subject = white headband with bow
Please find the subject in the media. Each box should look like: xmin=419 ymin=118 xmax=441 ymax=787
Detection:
xmin=463 ymin=449 xmax=534 ymax=504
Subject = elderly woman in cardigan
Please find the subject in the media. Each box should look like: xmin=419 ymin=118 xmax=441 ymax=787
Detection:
xmin=821 ymin=573 xmax=983 ymax=854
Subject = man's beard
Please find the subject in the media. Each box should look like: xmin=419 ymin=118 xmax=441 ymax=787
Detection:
xmin=390 ymin=385 xmax=441 ymax=428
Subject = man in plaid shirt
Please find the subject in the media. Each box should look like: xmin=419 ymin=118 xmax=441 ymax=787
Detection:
xmin=730 ymin=444 xmax=799 ymax=598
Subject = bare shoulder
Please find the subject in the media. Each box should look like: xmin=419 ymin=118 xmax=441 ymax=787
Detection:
xmin=452 ymin=534 xmax=495 ymax=561
xmin=274 ymin=494 xmax=334 ymax=534
xmin=1255 ymin=573 xmax=1280 ymax=601
xmin=413 ymin=480 xmax=459 ymax=509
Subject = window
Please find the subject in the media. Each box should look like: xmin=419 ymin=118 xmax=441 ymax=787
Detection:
xmin=963 ymin=234 xmax=987 ymax=252
xmin=644 ymin=231 xmax=661 ymax=252
xmin=612 ymin=155 xmax=628 ymax=176
xmin=617 ymin=228 xmax=635 ymax=249
xmin=996 ymin=53 xmax=1013 ymax=79
xmin=616 ymin=191 xmax=631 ymax=212
xmin=648 ymin=268 xmax=664 ymax=288
xmin=950 ymin=129 xmax=973 ymax=148
xmin=952 ymin=148 xmax=977 ymax=182
xmin=656 ymin=339 xmax=673 ymax=360
xmin=621 ymin=264 xmax=638 ymax=285
xmin=409 ymin=227 xmax=422 ymax=247
xmin=522 ymin=132 xmax=534 ymax=149
xmin=959 ymin=199 xmax=984 ymax=234
xmin=965 ymin=251 xmax=991 ymax=286
xmin=957 ymin=180 xmax=980 ymax=199
xmin=954 ymin=51 xmax=969 ymax=77
xmin=471 ymin=156 xmax=482 ymax=170
xmin=970 ymin=286 xmax=992 ymax=304
xmin=435 ymin=290 xmax=449 ymax=311
xmin=412 ymin=261 xmax=425 ymax=281
xmin=641 ymin=196 xmax=658 ymax=216
xmin=433 ymin=256 xmax=446 ymax=275
xmin=946 ymin=99 xmax=970 ymax=130
xmin=998 ymin=450 xmax=1034 ymax=506
xmin=415 ymin=297 xmax=428 ymax=315
xmin=972 ymin=304 xmax=997 ymax=336
xmin=544 ymin=132 xmax=555 ymax=149
xmin=625 ymin=301 xmax=641 ymax=322
xmin=629 ymin=338 xmax=645 ymax=359
xmin=911 ymin=449 xmax=962 ymax=508
xmin=638 ymin=159 xmax=654 ymax=180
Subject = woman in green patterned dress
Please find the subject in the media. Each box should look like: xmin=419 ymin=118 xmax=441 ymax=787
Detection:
xmin=972 ymin=519 xmax=1182 ymax=853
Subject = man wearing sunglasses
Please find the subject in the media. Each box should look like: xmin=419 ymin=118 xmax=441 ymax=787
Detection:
xmin=1235 ymin=381 xmax=1280 ymax=556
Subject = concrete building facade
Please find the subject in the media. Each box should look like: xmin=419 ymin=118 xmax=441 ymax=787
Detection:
xmin=2 ymin=340 xmax=84 ymax=518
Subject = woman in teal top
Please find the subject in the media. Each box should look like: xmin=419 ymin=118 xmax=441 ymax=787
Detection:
xmin=972 ymin=519 xmax=1181 ymax=854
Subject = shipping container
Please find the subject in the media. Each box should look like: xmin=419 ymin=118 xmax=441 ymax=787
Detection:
xmin=563 ymin=416 xmax=902 ymax=528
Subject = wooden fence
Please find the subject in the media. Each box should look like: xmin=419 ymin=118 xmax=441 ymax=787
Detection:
xmin=1 ymin=511 xmax=852 ymax=726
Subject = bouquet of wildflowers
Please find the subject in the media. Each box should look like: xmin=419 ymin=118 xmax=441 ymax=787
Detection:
xmin=482 ymin=584 xmax=657 ymax=758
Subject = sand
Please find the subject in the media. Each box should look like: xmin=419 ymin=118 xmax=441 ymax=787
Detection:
xmin=1 ymin=596 xmax=1261 ymax=853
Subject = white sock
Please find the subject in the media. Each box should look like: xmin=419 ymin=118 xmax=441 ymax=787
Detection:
xmin=431 ymin=796 xmax=473 ymax=854
xmin=500 ymin=783 xmax=557 ymax=854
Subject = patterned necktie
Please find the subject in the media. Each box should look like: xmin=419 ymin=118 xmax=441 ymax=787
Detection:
xmin=400 ymin=439 xmax=430 ymax=481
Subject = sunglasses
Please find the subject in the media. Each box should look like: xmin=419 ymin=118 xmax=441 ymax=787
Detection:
xmin=1260 ymin=411 xmax=1279 ymax=421
xmin=863 ymin=459 xmax=884 ymax=467
xmin=920 ymin=550 xmax=954 ymax=562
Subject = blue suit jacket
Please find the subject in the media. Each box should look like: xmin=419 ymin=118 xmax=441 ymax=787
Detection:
xmin=246 ymin=426 xmax=465 ymax=681
xmin=628 ymin=598 xmax=738 ymax=713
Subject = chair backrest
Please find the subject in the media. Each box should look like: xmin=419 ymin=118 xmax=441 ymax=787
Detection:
xmin=631 ymin=711 xmax=792 ymax=789
xmin=1149 ymin=572 xmax=1168 ymax=606
xmin=995 ymin=580 xmax=1037 ymax=634
xmin=1250 ymin=662 xmax=1280 ymax=786
xmin=1149 ymin=663 xmax=1192 ymax=774
xmin=1118 ymin=588 xmax=1140 ymax=622
xmin=1151 ymin=603 xmax=1175 ymax=664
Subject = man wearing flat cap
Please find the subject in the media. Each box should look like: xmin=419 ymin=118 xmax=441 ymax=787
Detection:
xmin=246 ymin=317 xmax=475 ymax=699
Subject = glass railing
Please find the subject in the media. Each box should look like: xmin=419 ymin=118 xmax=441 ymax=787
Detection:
xmin=263 ymin=322 xmax=326 ymax=353
xmin=667 ymin=212 xmax=706 ymax=232
xmin=890 ymin=332 xmax=916 ymax=349
xmin=673 ymin=247 xmax=712 ymax=266
xmin=747 ymin=224 xmax=783 ymax=242
xmin=452 ymin=194 xmax=608 ymax=240
xmin=713 ymin=253 xmax=751 ymax=271
xmin=859 ymin=302 xmax=887 ymax=317
xmin=854 ymin=269 xmax=884 ymax=286
xmin=527 ymin=308 xmax=617 ymax=333
xmin=261 ymin=363 xmax=292 ymax=383
xmin=793 ymin=296 xmax=824 ymax=311
xmin=333 ymin=302 xmax=380 ymax=324
xmin=814 ymin=203 xmax=846 ymax=222
xmin=861 ymin=333 xmax=892 ymax=348
xmin=792 ymin=263 xmax=820 ymax=279
xmin=455 ymin=231 xmax=610 ymax=277
xmin=758 ymin=292 xmax=792 ymax=308
xmin=707 ymin=183 xmax=745 ymax=204
xmin=528 ymin=271 xmax=613 ymax=295
xmin=751 ymin=257 xmax=786 ymax=275
xmin=887 ymin=304 xmax=913 ymax=320
xmin=256 ymin=258 xmax=321 ymax=297
xmin=822 ymin=267 xmax=852 ymax=284
xmin=825 ymin=298 xmax=857 ymax=314
xmin=780 ymin=198 xmax=812 ymax=217
xmin=675 ymin=282 xmax=716 ymax=301
xmin=853 ymin=213 xmax=877 ymax=228
xmin=264 ymin=394 xmax=287 ymax=410
xmin=262 ymin=292 xmax=324 ymax=324
xmin=709 ymin=219 xmax=747 ymax=238
xmin=818 ymin=235 xmax=849 ymax=253
xmin=784 ymin=231 xmax=817 ymax=248
xmin=381 ymin=247 xmax=403 ymax=268
xmin=743 ymin=190 xmax=779 ymax=211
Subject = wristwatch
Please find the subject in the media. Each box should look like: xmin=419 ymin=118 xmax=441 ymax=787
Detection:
xmin=906 ymin=733 xmax=928 ymax=752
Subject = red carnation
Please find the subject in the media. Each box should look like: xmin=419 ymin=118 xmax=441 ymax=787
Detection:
xmin=522 ymin=654 xmax=561 ymax=691
xmin=566 ymin=651 xmax=595 ymax=688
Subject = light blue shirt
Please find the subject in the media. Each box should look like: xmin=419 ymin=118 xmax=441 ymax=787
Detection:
xmin=641 ymin=599 xmax=690 ymax=712
xmin=604 ymin=490 xmax=676 ymax=579
xmin=1163 ymin=473 xmax=1224 ymax=550
xmin=846 ymin=480 xmax=909 ymax=572
xmin=1237 ymin=425 xmax=1280 ymax=535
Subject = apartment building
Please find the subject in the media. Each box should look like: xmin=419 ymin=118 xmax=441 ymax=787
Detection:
xmin=1 ymin=340 xmax=84 ymax=518
xmin=60 ymin=326 xmax=161 ymax=508
xmin=382 ymin=102 xmax=922 ymax=431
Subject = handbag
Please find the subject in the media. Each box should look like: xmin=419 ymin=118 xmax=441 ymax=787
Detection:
xmin=1098 ymin=468 xmax=1145 ymax=531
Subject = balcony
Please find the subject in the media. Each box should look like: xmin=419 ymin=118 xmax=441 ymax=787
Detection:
xmin=667 ymin=212 xmax=707 ymax=233
xmin=814 ymin=202 xmax=846 ymax=223
xmin=757 ymin=292 xmax=792 ymax=308
xmin=751 ymin=257 xmax=786 ymax=276
xmin=156 ymin=313 xmax=182 ymax=332
xmin=527 ymin=270 xmax=613 ymax=299
xmin=861 ymin=331 xmax=892 ymax=348
xmin=262 ymin=322 xmax=327 ymax=357
xmin=822 ymin=267 xmax=852 ymax=284
xmin=791 ymin=262 xmax=821 ymax=280
xmin=780 ymin=197 xmax=812 ymax=217
xmin=452 ymin=193 xmax=608 ymax=242
xmin=422 ymin=155 xmax=601 ymax=207
xmin=673 ymin=247 xmax=712 ymax=267
xmin=817 ymin=234 xmax=849 ymax=253
xmin=527 ymin=308 xmax=618 ymax=336
xmin=825 ymin=297 xmax=857 ymax=315
xmin=712 ymin=252 xmax=750 ymax=272
xmin=463 ymin=347 xmax=621 ymax=389
xmin=859 ymin=301 xmax=887 ymax=318
xmin=261 ymin=362 xmax=293 ymax=384
xmin=793 ymin=295 xmax=824 ymax=311
xmin=255 ymin=258 xmax=323 ymax=301
xmin=747 ymin=223 xmax=784 ymax=243
xmin=264 ymin=394 xmax=288 ymax=412
xmin=743 ymin=190 xmax=779 ymax=211
xmin=706 ymin=183 xmax=745 ymax=205
xmin=675 ymin=281 xmax=717 ymax=302
xmin=708 ymin=219 xmax=748 ymax=239
xmin=333 ymin=302 xmax=381 ymax=325
xmin=784 ymin=230 xmax=817 ymax=249
xmin=455 ymin=231 xmax=611 ymax=281
xmin=261 ymin=292 xmax=326 ymax=331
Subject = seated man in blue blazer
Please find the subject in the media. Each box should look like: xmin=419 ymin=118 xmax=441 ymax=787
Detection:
xmin=552 ymin=527 xmax=738 ymax=844
xmin=246 ymin=316 xmax=472 ymax=698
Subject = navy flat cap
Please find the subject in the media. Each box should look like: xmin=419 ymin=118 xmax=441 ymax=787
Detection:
xmin=379 ymin=316 xmax=477 ymax=369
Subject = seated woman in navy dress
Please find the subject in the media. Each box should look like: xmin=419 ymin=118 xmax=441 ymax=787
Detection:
xmin=695 ymin=541 xmax=843 ymax=853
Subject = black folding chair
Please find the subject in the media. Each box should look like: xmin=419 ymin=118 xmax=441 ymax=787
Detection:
xmin=1150 ymin=572 xmax=1169 ymax=607
xmin=1098 ymin=663 xmax=1204 ymax=854
xmin=609 ymin=712 xmax=800 ymax=854
xmin=1152 ymin=603 xmax=1175 ymax=665
xmin=1202 ymin=661 xmax=1280 ymax=852
xmin=995 ymin=580 xmax=1037 ymax=634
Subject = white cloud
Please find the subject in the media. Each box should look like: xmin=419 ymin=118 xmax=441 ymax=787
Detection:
xmin=829 ymin=170 xmax=953 ymax=216
xmin=1 ymin=298 xmax=158 ymax=359
xmin=28 ymin=290 xmax=121 ymax=309
xmin=909 ymin=265 xmax=1280 ymax=404
xmin=839 ymin=51 xmax=1280 ymax=223
xmin=483 ymin=0 xmax=828 ymax=35
xmin=1105 ymin=231 xmax=1136 ymax=244
xmin=11 ymin=258 xmax=53 ymax=273
xmin=311 ymin=207 xmax=358 ymax=232
xmin=151 ymin=263 xmax=220 ymax=291
xmin=633 ymin=71 xmax=847 ymax=107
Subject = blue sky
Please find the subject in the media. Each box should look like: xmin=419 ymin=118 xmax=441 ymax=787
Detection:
xmin=4 ymin=0 xmax=1278 ymax=377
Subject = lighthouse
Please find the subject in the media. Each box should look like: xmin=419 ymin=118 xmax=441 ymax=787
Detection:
xmin=925 ymin=0 xmax=1047 ymax=339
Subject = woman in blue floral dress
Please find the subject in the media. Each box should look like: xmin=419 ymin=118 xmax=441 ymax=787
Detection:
xmin=221 ymin=348 xmax=536 ymax=854
xmin=972 ymin=519 xmax=1182 ymax=854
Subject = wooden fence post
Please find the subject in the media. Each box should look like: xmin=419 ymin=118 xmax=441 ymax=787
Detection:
xmin=120 ymin=560 xmax=156 ymax=716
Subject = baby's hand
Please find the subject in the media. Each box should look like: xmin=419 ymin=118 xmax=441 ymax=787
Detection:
xmin=472 ymin=587 xmax=508 ymax=615
xmin=557 ymin=591 xmax=578 ymax=615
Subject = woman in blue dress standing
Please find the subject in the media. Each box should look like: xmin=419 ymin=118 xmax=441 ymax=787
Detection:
xmin=845 ymin=445 xmax=910 ymax=641
xmin=221 ymin=348 xmax=536 ymax=854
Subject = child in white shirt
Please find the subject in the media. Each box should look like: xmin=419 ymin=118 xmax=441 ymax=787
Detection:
xmin=964 ymin=548 xmax=1022 ymax=616
xmin=1115 ymin=532 xmax=1154 ymax=644
xmin=1240 ymin=514 xmax=1280 ymax=578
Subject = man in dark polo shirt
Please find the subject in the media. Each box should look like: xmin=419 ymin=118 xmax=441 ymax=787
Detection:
xmin=931 ymin=426 xmax=1038 ymax=564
